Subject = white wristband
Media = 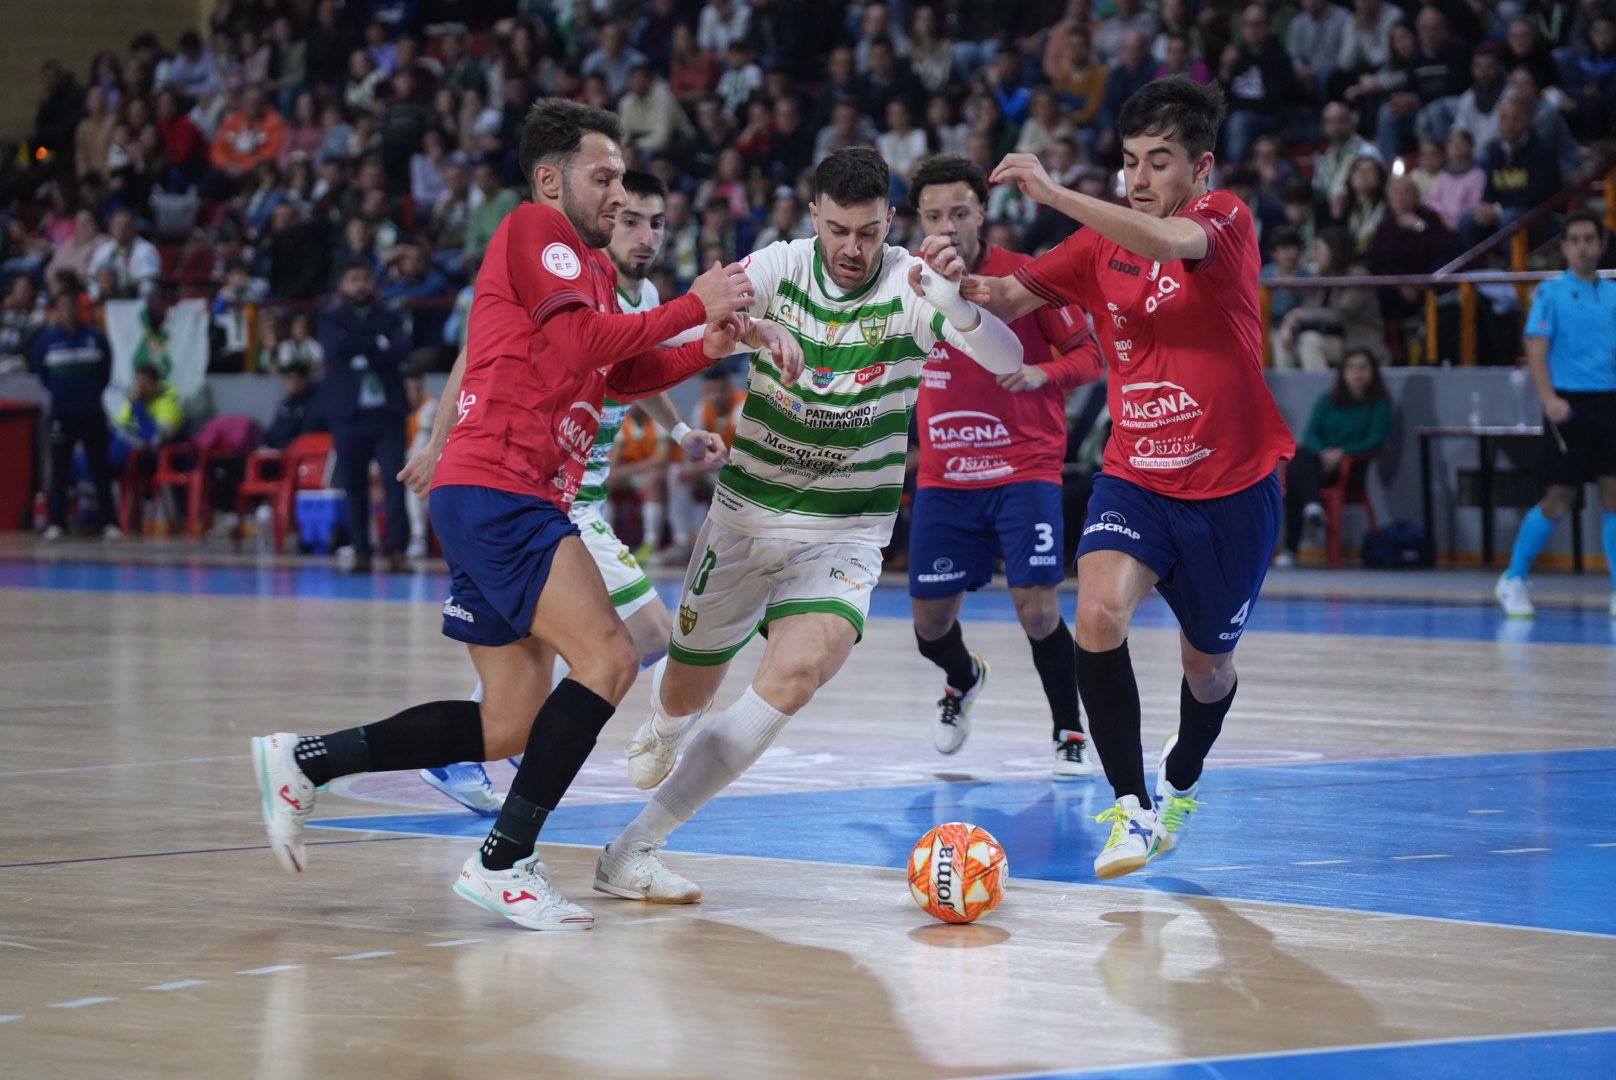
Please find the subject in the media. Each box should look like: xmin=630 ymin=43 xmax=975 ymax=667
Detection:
xmin=670 ymin=421 xmax=693 ymax=444
xmin=918 ymin=263 xmax=977 ymax=330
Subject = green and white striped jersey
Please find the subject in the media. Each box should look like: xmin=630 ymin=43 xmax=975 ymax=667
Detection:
xmin=574 ymin=277 xmax=659 ymax=507
xmin=712 ymin=238 xmax=953 ymax=546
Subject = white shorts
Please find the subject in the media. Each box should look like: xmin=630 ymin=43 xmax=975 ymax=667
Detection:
xmin=570 ymin=500 xmax=658 ymax=618
xmin=669 ymin=517 xmax=883 ymax=667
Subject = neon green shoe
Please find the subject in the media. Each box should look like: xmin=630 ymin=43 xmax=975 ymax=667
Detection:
xmin=1153 ymin=733 xmax=1202 ymax=857
xmin=1093 ymin=795 xmax=1163 ymax=880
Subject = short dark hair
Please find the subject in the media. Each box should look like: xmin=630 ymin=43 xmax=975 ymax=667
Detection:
xmin=1564 ymin=210 xmax=1606 ymax=239
xmin=1330 ymin=349 xmax=1389 ymax=407
xmin=517 ymin=98 xmax=623 ymax=188
xmin=1118 ymin=76 xmax=1227 ymax=159
xmin=815 ymin=147 xmax=889 ymax=207
xmin=1269 ymin=227 xmax=1302 ymax=250
xmin=908 ymin=154 xmax=989 ymax=210
xmin=622 ymin=169 xmax=667 ymax=202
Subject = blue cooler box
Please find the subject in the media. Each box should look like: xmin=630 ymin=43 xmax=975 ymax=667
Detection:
xmin=296 ymin=490 xmax=349 ymax=553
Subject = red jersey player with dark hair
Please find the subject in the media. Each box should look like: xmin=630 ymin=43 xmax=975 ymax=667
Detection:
xmin=920 ymin=77 xmax=1294 ymax=880
xmin=905 ymin=154 xmax=1104 ymax=780
xmin=249 ymin=99 xmax=802 ymax=930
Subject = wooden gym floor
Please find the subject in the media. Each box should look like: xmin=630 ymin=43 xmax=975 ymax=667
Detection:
xmin=1 ymin=541 xmax=1613 ymax=1078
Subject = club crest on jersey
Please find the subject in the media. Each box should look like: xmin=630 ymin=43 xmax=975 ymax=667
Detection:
xmin=811 ymin=366 xmax=837 ymax=389
xmin=542 ymin=242 xmax=581 ymax=280
xmin=859 ymin=312 xmax=889 ymax=347
xmin=679 ymin=605 xmax=699 ymax=635
xmin=855 ymin=362 xmax=887 ymax=385
xmin=618 ymin=549 xmax=638 ymax=569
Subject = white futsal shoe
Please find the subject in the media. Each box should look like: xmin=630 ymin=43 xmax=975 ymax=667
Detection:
xmin=1152 ymin=733 xmax=1202 ymax=858
xmin=933 ymin=653 xmax=989 ymax=754
xmin=625 ymin=660 xmax=702 ymax=790
xmin=594 ymin=838 xmax=701 ymax=904
xmin=453 ymin=853 xmax=594 ymax=931
xmin=251 ymin=732 xmax=317 ymax=873
xmin=420 ymin=764 xmax=503 ymax=816
xmin=1093 ymin=795 xmax=1165 ymax=880
xmin=1052 ymin=729 xmax=1097 ymax=780
xmin=1494 ymin=573 xmax=1535 ymax=618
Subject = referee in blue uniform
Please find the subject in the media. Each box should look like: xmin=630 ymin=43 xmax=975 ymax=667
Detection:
xmin=1495 ymin=211 xmax=1616 ymax=618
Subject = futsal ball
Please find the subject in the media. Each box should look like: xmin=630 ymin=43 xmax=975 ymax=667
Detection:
xmin=908 ymin=822 xmax=1008 ymax=924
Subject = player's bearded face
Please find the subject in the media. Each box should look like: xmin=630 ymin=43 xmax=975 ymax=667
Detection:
xmin=608 ymin=196 xmax=667 ymax=281
xmin=556 ymin=136 xmax=629 ymax=249
xmin=812 ymin=198 xmax=894 ymax=289
xmin=1121 ymin=135 xmax=1213 ymax=218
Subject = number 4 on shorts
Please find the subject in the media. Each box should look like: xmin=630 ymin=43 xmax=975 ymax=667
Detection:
xmin=1229 ymin=600 xmax=1250 ymax=627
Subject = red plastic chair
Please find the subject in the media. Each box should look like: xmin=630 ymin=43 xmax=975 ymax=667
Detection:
xmin=151 ymin=441 xmax=212 ymax=538
xmin=236 ymin=432 xmax=334 ymax=552
xmin=1321 ymin=453 xmax=1379 ymax=570
xmin=118 ymin=449 xmax=155 ymax=534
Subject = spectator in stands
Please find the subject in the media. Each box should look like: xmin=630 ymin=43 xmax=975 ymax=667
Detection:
xmin=75 ymin=87 xmax=116 ymax=180
xmin=343 ymin=49 xmax=387 ymax=113
xmin=854 ymin=2 xmax=908 ymax=72
xmin=718 ymin=40 xmax=764 ymax=116
xmin=908 ymin=4 xmax=956 ymax=94
xmin=1465 ymin=97 xmax=1563 ymax=247
xmin=1014 ymin=87 xmax=1073 ymax=159
xmin=319 ymin=258 xmax=409 ymax=573
xmin=1335 ymin=0 xmax=1404 ymax=91
xmin=1152 ymin=0 xmax=1203 ymax=63
xmin=1220 ymin=4 xmax=1303 ymax=166
xmin=1506 ymin=66 xmax=1583 ymax=175
xmin=241 ymin=161 xmax=289 ymax=238
xmin=46 ymin=210 xmax=110 ymax=285
xmin=619 ymin=63 xmax=692 ymax=155
xmin=669 ymin=22 xmax=720 ymax=100
xmin=262 ymin=358 xmax=325 ymax=450
xmin=210 ymin=257 xmax=270 ymax=368
xmin=1326 ymin=155 xmax=1388 ymax=253
xmin=1562 ymin=15 xmax=1616 ymax=139
xmin=1096 ymin=32 xmax=1158 ymax=159
xmin=982 ymin=45 xmax=1032 ymax=125
xmin=698 ymin=0 xmax=753 ymax=55
xmin=660 ymin=190 xmax=701 ymax=283
xmin=1275 ymin=348 xmax=1394 ymax=566
xmin=1289 ymin=0 xmax=1354 ymax=100
xmin=278 ymin=311 xmax=324 ymax=373
xmin=87 ymin=209 xmax=160 ymax=300
xmin=879 ymin=99 xmax=930 ymax=180
xmin=1314 ymin=101 xmax=1381 ymax=201
xmin=429 ymin=161 xmax=472 ymax=260
xmin=1261 ymin=227 xmax=1313 ymax=327
xmin=279 ymin=93 xmax=325 ymax=168
xmin=864 ymin=37 xmax=922 ymax=119
xmin=258 ymin=202 xmax=329 ymax=300
xmin=1095 ymin=0 xmax=1161 ymax=66
xmin=154 ymin=89 xmax=206 ymax=191
xmin=315 ymin=100 xmax=354 ymax=166
xmin=1375 ymin=7 xmax=1472 ymax=163
xmin=584 ymin=21 xmax=649 ymax=98
xmin=462 ymin=160 xmax=517 ymax=265
xmin=382 ymin=241 xmax=452 ymax=355
xmin=1368 ymin=174 xmax=1459 ymax=321
xmin=209 ymin=88 xmax=287 ymax=195
xmin=766 ymin=95 xmax=813 ymax=176
xmin=1505 ymin=15 xmax=1562 ymax=91
xmin=1272 ymin=227 xmax=1386 ymax=369
xmin=1156 ymin=31 xmax=1214 ymax=85
xmin=815 ymin=99 xmax=874 ymax=164
xmin=1408 ymin=138 xmax=1444 ymax=196
xmin=30 ymin=287 xmax=116 ymax=540
xmin=408 ymin=128 xmax=455 ymax=209
xmin=378 ymin=70 xmax=430 ymax=181
xmin=696 ymin=194 xmax=755 ymax=263
xmin=110 ymin=360 xmax=184 ymax=472
xmin=1424 ymin=127 xmax=1485 ymax=232
xmin=754 ymin=187 xmax=810 ymax=248
xmin=1047 ymin=25 xmax=1109 ymax=130
xmin=1450 ymin=44 xmax=1511 ymax=152
xmin=0 ymin=277 xmax=44 ymax=372
xmin=158 ymin=31 xmax=218 ymax=102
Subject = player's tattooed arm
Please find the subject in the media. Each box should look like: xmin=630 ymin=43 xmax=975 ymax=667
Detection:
xmin=397 ymin=344 xmax=466 ymax=495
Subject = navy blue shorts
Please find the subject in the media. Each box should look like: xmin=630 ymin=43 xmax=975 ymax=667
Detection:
xmin=428 ymin=485 xmax=580 ymax=647
xmin=909 ymin=481 xmax=1066 ymax=598
xmin=1076 ymin=473 xmax=1281 ymax=655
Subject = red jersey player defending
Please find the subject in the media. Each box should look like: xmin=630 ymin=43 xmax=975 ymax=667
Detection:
xmin=249 ymin=100 xmax=790 ymax=930
xmin=927 ymin=78 xmax=1294 ymax=879
xmin=905 ymin=155 xmax=1105 ymax=778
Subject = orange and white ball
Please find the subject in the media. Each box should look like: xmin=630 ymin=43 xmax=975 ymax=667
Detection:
xmin=908 ymin=822 xmax=1008 ymax=924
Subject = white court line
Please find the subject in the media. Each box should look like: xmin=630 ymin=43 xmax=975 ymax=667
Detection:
xmin=144 ymin=979 xmax=206 ymax=992
xmin=333 ymin=951 xmax=395 ymax=961
xmin=237 ymin=964 xmax=300 ymax=975
xmin=967 ymin=1024 xmax=1616 ymax=1080
xmin=0 ymin=755 xmax=243 ymax=780
xmin=1468 ymin=809 xmax=1505 ymax=814
xmin=1192 ymin=865 xmax=1254 ymax=872
xmin=1591 ymin=842 xmax=1616 ymax=848
xmin=0 ymin=1015 xmax=22 ymax=1024
xmin=1292 ymin=859 xmax=1350 ymax=866
xmin=1392 ymin=854 xmax=1454 ymax=860
xmin=49 ymin=997 xmax=117 ymax=1009
xmin=423 ymin=938 xmax=482 ymax=948
xmin=1491 ymin=847 xmax=1550 ymax=854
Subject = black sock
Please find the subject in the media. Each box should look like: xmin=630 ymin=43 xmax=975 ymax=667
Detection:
xmin=1166 ymin=677 xmax=1236 ymax=792
xmin=916 ymin=620 xmax=978 ymax=693
xmin=294 ymin=701 xmax=484 ymax=787
xmin=1075 ymin=641 xmax=1148 ymax=807
xmin=1028 ymin=619 xmax=1082 ymax=742
xmin=480 ymin=678 xmax=615 ymax=871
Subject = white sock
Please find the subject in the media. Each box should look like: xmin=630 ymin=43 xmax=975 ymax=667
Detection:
xmin=616 ymin=686 xmax=790 ymax=852
xmin=648 ymin=656 xmax=702 ymax=737
xmin=643 ymin=500 xmax=664 ymax=548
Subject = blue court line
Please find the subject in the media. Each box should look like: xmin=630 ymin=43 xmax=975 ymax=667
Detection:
xmin=2 ymin=560 xmax=1612 ymax=646
xmin=311 ymin=748 xmax=1616 ymax=937
xmin=996 ymin=1026 xmax=1616 ymax=1080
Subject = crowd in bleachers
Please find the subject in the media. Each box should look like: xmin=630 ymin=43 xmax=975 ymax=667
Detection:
xmin=2 ymin=0 xmax=1613 ymax=558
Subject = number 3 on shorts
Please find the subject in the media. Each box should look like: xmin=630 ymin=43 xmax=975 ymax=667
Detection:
xmin=1034 ymin=523 xmax=1053 ymax=553
xmin=691 ymin=547 xmax=718 ymax=595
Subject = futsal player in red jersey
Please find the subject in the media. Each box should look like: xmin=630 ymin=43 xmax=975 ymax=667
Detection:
xmin=922 ymin=78 xmax=1295 ymax=879
xmin=905 ymin=154 xmax=1105 ymax=778
xmin=249 ymin=100 xmax=796 ymax=930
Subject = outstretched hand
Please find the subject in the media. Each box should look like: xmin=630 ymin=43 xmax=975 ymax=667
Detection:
xmin=702 ymin=313 xmax=750 ymax=359
xmin=680 ymin=428 xmax=729 ymax=468
xmin=690 ymin=260 xmax=756 ymax=321
xmin=989 ymin=153 xmax=1062 ymax=207
xmin=752 ymin=319 xmax=804 ymax=384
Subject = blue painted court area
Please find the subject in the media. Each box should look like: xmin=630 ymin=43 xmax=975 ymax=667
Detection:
xmin=3 ymin=559 xmax=1613 ymax=646
xmin=1013 ymin=1026 xmax=1616 ymax=1080
xmin=312 ymin=748 xmax=1616 ymax=937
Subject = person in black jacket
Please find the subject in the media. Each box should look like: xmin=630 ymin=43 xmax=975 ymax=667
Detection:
xmin=260 ymin=203 xmax=331 ymax=300
xmin=1219 ymin=5 xmax=1301 ymax=166
xmin=28 ymin=288 xmax=117 ymax=540
xmin=263 ymin=359 xmax=327 ymax=450
xmin=1463 ymin=97 xmax=1563 ymax=247
xmin=319 ymin=259 xmax=410 ymax=571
